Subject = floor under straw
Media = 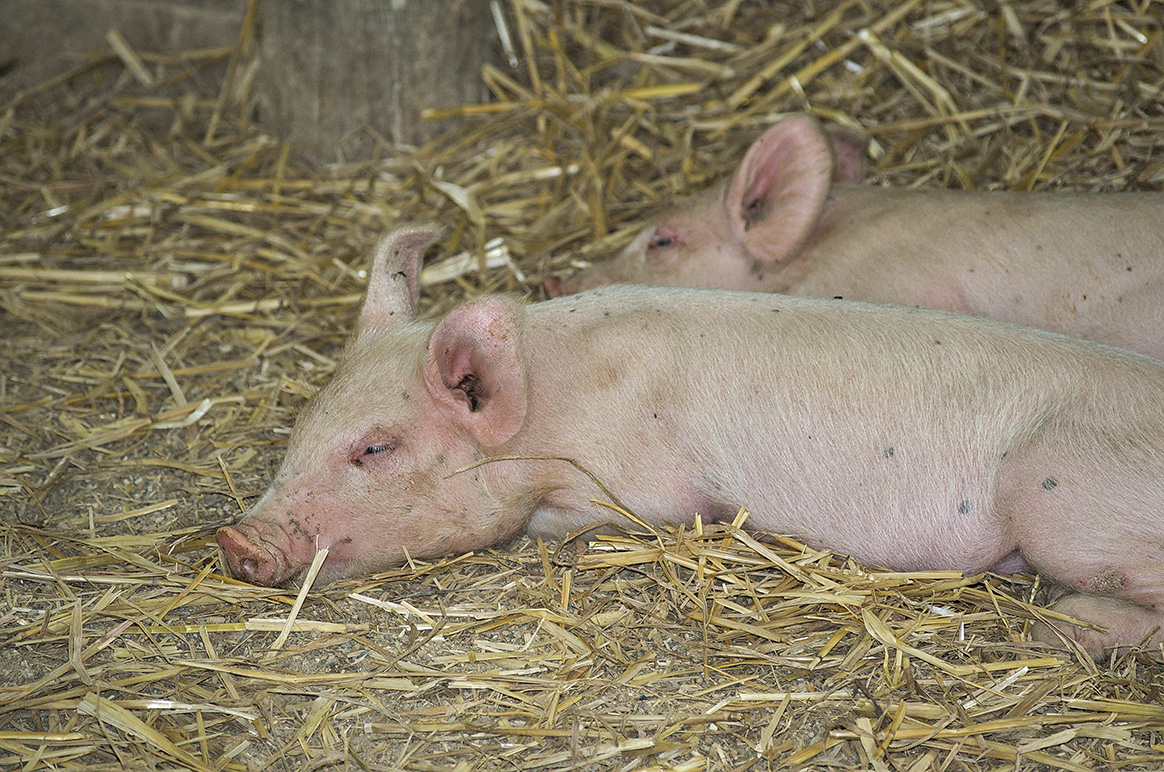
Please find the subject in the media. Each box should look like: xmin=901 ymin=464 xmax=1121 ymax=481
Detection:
xmin=2 ymin=1 xmax=1164 ymax=770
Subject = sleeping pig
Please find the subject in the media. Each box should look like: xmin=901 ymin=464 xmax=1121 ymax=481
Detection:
xmin=218 ymin=225 xmax=1164 ymax=660
xmin=544 ymin=114 xmax=1164 ymax=360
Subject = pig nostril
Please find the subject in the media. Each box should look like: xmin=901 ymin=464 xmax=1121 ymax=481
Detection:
xmin=241 ymin=556 xmax=259 ymax=578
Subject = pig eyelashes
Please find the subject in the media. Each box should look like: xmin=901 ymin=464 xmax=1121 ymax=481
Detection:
xmin=644 ymin=228 xmax=682 ymax=267
xmin=646 ymin=228 xmax=680 ymax=250
xmin=350 ymin=435 xmax=401 ymax=467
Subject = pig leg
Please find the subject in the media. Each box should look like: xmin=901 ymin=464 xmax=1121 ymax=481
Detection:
xmin=1021 ymin=537 xmax=1164 ymax=660
xmin=993 ymin=418 xmax=1164 ymax=659
xmin=1033 ymin=594 xmax=1164 ymax=658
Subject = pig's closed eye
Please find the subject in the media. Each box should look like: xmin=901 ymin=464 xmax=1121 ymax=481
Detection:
xmin=351 ymin=435 xmax=400 ymax=467
xmin=644 ymin=228 xmax=681 ymax=266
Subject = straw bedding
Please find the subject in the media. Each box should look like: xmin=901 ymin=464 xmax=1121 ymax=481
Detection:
xmin=2 ymin=1 xmax=1164 ymax=769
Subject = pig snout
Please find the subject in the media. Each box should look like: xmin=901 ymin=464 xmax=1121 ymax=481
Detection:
xmin=217 ymin=523 xmax=294 ymax=586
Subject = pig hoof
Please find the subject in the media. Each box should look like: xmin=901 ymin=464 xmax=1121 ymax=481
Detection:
xmin=1031 ymin=617 xmax=1106 ymax=661
xmin=1030 ymin=594 xmax=1134 ymax=662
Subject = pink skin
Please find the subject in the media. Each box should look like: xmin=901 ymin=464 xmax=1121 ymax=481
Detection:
xmin=546 ymin=114 xmax=1164 ymax=360
xmin=219 ymin=225 xmax=1164 ymax=661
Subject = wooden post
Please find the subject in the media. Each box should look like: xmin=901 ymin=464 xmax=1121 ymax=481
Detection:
xmin=256 ymin=0 xmax=499 ymax=163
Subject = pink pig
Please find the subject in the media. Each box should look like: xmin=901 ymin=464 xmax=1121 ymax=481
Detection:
xmin=545 ymin=114 xmax=1164 ymax=360
xmin=218 ymin=225 xmax=1164 ymax=660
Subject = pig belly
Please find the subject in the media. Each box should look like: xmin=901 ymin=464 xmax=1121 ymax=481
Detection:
xmin=671 ymin=355 xmax=1030 ymax=573
xmin=714 ymin=440 xmax=1017 ymax=574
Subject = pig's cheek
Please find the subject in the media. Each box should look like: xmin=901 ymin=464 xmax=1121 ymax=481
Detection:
xmin=285 ymin=504 xmax=323 ymax=544
xmin=274 ymin=481 xmax=354 ymax=555
xmin=342 ymin=450 xmax=453 ymax=546
xmin=422 ymin=449 xmax=515 ymax=549
xmin=644 ymin=244 xmax=680 ymax=273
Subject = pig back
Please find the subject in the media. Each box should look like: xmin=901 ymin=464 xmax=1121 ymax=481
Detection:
xmin=797 ymin=187 xmax=1164 ymax=358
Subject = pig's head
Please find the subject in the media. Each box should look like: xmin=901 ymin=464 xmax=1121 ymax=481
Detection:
xmin=545 ymin=114 xmax=867 ymax=296
xmin=217 ymin=226 xmax=536 ymax=586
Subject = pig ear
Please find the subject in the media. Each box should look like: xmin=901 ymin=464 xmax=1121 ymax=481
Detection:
xmin=824 ymin=123 xmax=868 ymax=183
xmin=424 ymin=297 xmax=527 ymax=447
xmin=357 ymin=225 xmax=440 ymax=332
xmin=724 ymin=115 xmax=835 ymax=265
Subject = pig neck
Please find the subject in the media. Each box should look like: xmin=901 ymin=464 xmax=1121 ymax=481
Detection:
xmin=776 ymin=185 xmax=999 ymax=310
xmin=788 ymin=184 xmax=921 ymax=271
xmin=488 ymin=292 xmax=723 ymax=534
xmin=759 ymin=185 xmax=876 ymax=294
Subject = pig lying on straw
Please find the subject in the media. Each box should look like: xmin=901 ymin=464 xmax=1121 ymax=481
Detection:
xmin=546 ymin=114 xmax=1164 ymax=360
xmin=219 ymin=225 xmax=1164 ymax=660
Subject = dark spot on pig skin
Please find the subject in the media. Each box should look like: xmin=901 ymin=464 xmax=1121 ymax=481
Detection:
xmin=436 ymin=453 xmax=446 ymax=465
xmin=1041 ymin=476 xmax=1059 ymax=491
xmin=401 ymin=391 xmax=411 ymax=401
xmin=1086 ymin=567 xmax=1127 ymax=593
xmin=957 ymin=499 xmax=972 ymax=515
xmin=288 ymin=518 xmax=313 ymax=539
xmin=882 ymin=447 xmax=895 ymax=459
